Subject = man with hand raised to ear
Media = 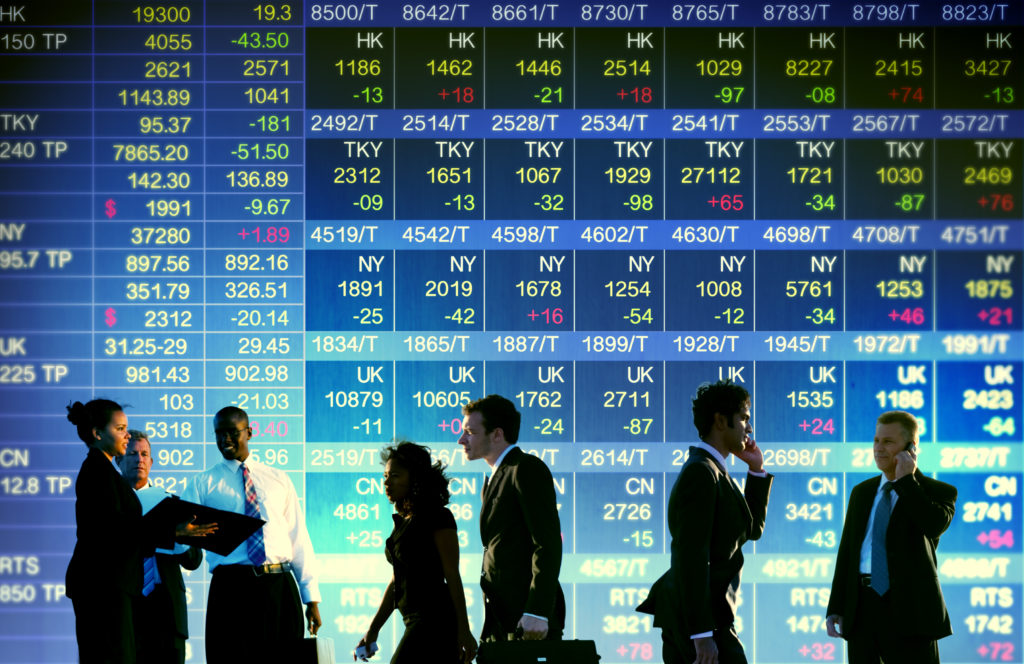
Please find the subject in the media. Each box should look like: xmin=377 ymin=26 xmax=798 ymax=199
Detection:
xmin=638 ymin=380 xmax=772 ymax=664
xmin=826 ymin=411 xmax=957 ymax=664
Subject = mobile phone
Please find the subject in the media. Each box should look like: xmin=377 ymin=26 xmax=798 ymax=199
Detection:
xmin=353 ymin=642 xmax=378 ymax=661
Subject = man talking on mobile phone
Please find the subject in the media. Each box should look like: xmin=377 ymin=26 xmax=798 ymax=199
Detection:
xmin=826 ymin=411 xmax=958 ymax=664
xmin=637 ymin=380 xmax=772 ymax=664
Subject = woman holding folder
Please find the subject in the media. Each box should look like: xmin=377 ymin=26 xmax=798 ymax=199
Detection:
xmin=65 ymin=399 xmax=214 ymax=663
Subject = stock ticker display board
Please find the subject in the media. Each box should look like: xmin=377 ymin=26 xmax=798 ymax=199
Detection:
xmin=0 ymin=0 xmax=1023 ymax=662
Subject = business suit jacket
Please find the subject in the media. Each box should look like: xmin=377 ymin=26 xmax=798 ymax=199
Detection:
xmin=479 ymin=446 xmax=565 ymax=637
xmin=638 ymin=447 xmax=773 ymax=636
xmin=66 ymin=448 xmax=174 ymax=662
xmin=67 ymin=448 xmax=147 ymax=598
xmin=827 ymin=471 xmax=956 ymax=640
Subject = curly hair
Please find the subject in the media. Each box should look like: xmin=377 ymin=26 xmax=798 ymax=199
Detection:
xmin=692 ymin=380 xmax=750 ymax=440
xmin=381 ymin=441 xmax=450 ymax=516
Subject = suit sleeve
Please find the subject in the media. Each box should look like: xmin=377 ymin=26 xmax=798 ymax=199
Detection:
xmin=826 ymin=486 xmax=862 ymax=618
xmin=76 ymin=456 xmax=172 ymax=554
xmin=75 ymin=458 xmax=137 ymax=555
xmin=670 ymin=463 xmax=718 ymax=635
xmin=744 ymin=473 xmax=773 ymax=541
xmin=514 ymin=458 xmax=563 ymax=620
xmin=893 ymin=475 xmax=957 ymax=539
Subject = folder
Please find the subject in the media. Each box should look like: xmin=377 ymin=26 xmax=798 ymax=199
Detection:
xmin=144 ymin=495 xmax=265 ymax=556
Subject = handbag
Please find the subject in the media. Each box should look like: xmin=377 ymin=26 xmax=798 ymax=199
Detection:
xmin=477 ymin=639 xmax=601 ymax=664
xmin=297 ymin=636 xmax=336 ymax=663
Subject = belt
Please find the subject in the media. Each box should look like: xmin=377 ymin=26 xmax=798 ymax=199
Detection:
xmin=859 ymin=574 xmax=872 ymax=587
xmin=215 ymin=562 xmax=292 ymax=577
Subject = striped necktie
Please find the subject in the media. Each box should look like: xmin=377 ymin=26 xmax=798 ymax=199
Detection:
xmin=142 ymin=555 xmax=157 ymax=596
xmin=240 ymin=463 xmax=266 ymax=565
xmin=870 ymin=483 xmax=895 ymax=595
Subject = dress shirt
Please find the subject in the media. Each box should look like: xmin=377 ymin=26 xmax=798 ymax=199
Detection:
xmin=859 ymin=475 xmax=900 ymax=574
xmin=485 ymin=444 xmax=547 ymax=626
xmin=488 ymin=445 xmax=514 ymax=474
xmin=182 ymin=457 xmax=320 ymax=603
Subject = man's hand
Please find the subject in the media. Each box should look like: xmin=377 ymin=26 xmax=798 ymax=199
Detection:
xmin=734 ymin=438 xmax=764 ymax=474
xmin=693 ymin=635 xmax=718 ymax=664
xmin=825 ymin=614 xmax=843 ymax=638
xmin=894 ymin=447 xmax=916 ymax=480
xmin=517 ymin=615 xmax=548 ymax=640
xmin=175 ymin=516 xmax=217 ymax=539
xmin=306 ymin=601 xmax=322 ymax=636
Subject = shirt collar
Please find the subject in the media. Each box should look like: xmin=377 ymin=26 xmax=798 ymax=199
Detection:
xmin=489 ymin=445 xmax=515 ymax=475
xmin=693 ymin=441 xmax=729 ymax=474
xmin=220 ymin=457 xmax=245 ymax=472
xmin=877 ymin=474 xmax=895 ymax=492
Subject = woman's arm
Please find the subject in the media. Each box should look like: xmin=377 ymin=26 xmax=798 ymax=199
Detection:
xmin=355 ymin=577 xmax=394 ymax=659
xmin=435 ymin=528 xmax=477 ymax=663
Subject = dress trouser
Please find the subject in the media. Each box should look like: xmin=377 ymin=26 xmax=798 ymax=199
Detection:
xmin=133 ymin=584 xmax=186 ymax=664
xmin=204 ymin=566 xmax=304 ymax=664
xmin=392 ymin=611 xmax=459 ymax=664
xmin=661 ymin=625 xmax=747 ymax=664
xmin=73 ymin=591 xmax=136 ymax=664
xmin=847 ymin=585 xmax=940 ymax=664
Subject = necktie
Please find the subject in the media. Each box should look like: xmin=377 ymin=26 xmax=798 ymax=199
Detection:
xmin=142 ymin=555 xmax=157 ymax=596
xmin=241 ymin=463 xmax=266 ymax=565
xmin=870 ymin=483 xmax=894 ymax=595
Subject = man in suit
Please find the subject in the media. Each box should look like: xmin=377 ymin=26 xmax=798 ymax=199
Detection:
xmin=457 ymin=394 xmax=565 ymax=641
xmin=826 ymin=411 xmax=957 ymax=663
xmin=637 ymin=380 xmax=772 ymax=664
xmin=182 ymin=406 xmax=321 ymax=664
xmin=119 ymin=431 xmax=202 ymax=664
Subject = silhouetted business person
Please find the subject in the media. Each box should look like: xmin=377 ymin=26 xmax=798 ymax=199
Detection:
xmin=357 ymin=442 xmax=477 ymax=664
xmin=458 ymin=395 xmax=565 ymax=642
xmin=826 ymin=411 xmax=957 ymax=664
xmin=638 ymin=381 xmax=772 ymax=664
xmin=119 ymin=430 xmax=203 ymax=664
xmin=66 ymin=399 xmax=212 ymax=664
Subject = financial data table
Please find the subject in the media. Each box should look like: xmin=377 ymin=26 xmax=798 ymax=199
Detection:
xmin=0 ymin=1 xmax=1022 ymax=662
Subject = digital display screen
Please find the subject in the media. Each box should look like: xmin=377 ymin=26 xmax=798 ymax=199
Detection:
xmin=0 ymin=1 xmax=1021 ymax=662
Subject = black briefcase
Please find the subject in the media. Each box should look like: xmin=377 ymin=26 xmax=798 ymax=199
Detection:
xmin=477 ymin=639 xmax=601 ymax=664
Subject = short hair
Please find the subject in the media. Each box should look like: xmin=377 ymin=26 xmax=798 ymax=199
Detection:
xmin=128 ymin=429 xmax=149 ymax=443
xmin=877 ymin=411 xmax=919 ymax=445
xmin=463 ymin=394 xmax=521 ymax=445
xmin=692 ymin=381 xmax=750 ymax=440
xmin=381 ymin=441 xmax=450 ymax=516
xmin=214 ymin=406 xmax=249 ymax=425
xmin=66 ymin=399 xmax=123 ymax=447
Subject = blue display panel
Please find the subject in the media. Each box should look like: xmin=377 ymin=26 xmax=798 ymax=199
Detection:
xmin=0 ymin=2 xmax=1022 ymax=663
